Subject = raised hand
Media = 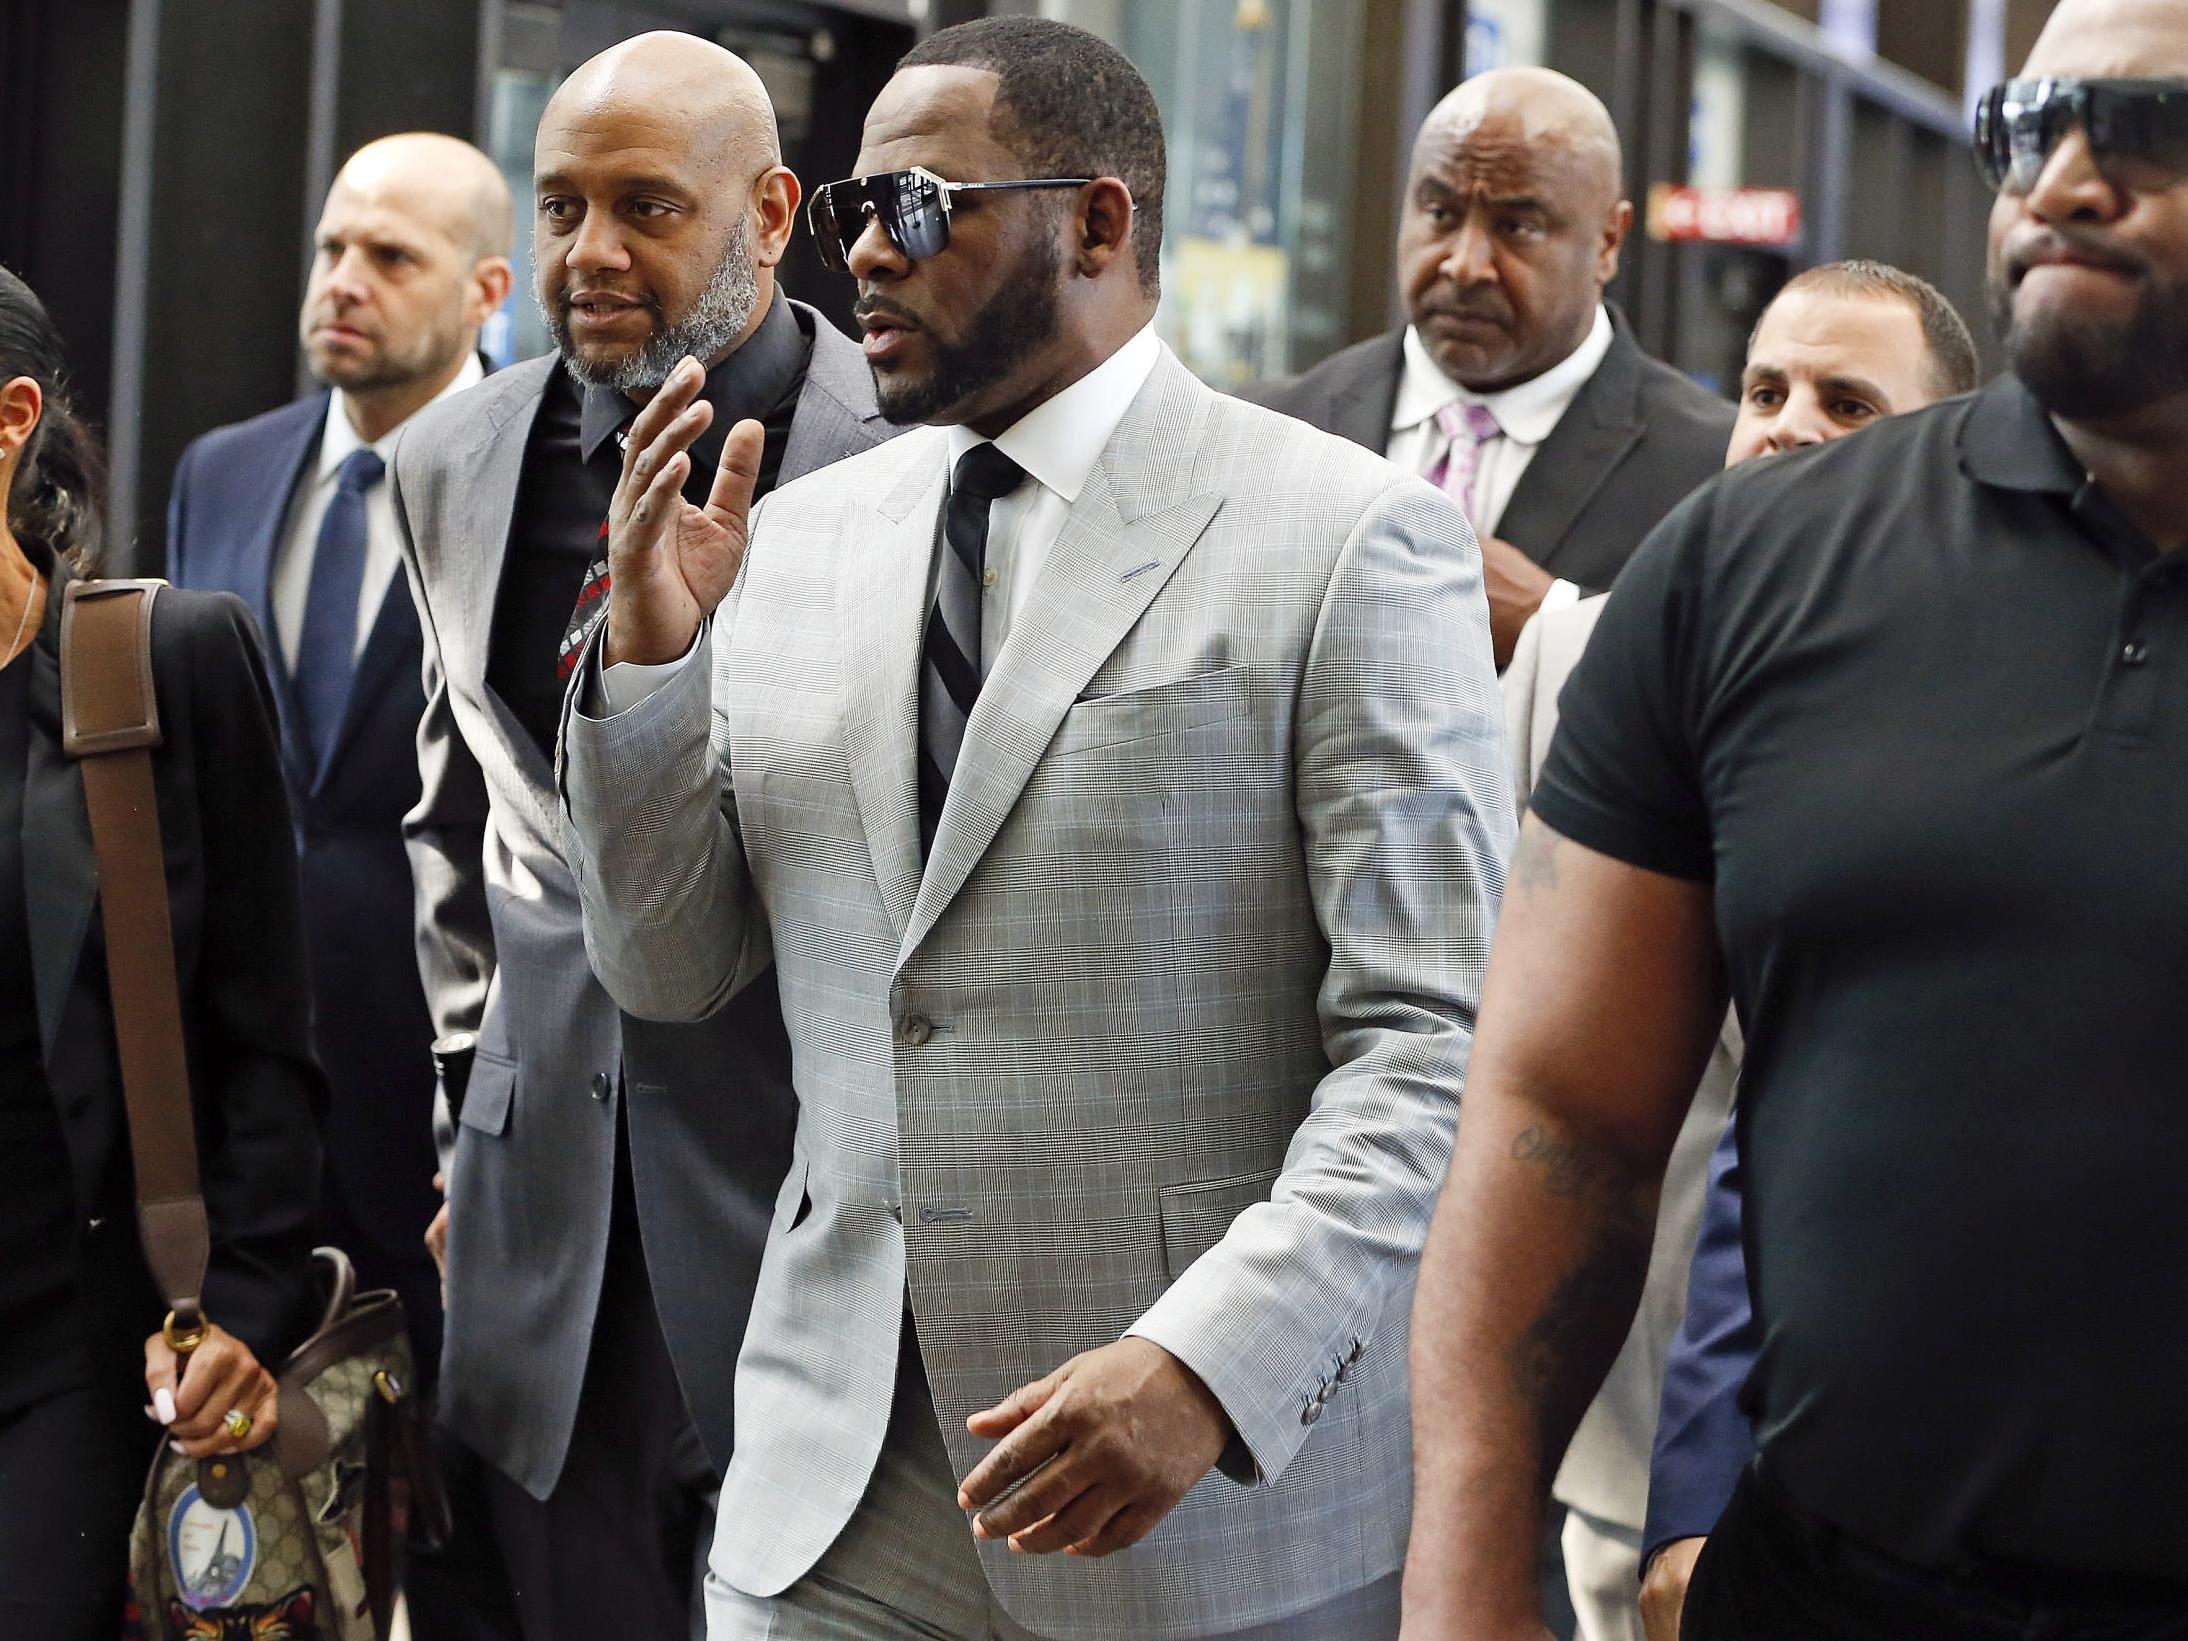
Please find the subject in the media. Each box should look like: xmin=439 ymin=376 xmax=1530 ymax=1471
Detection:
xmin=603 ymin=355 xmax=766 ymax=667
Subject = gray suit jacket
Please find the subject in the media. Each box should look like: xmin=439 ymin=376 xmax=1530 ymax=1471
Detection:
xmin=1502 ymin=597 xmax=1742 ymax=1531
xmin=392 ymin=300 xmax=892 ymax=1498
xmin=560 ymin=349 xmax=1515 ymax=1637
xmin=1250 ymin=310 xmax=1735 ymax=592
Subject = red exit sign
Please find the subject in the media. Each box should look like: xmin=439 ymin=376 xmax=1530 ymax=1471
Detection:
xmin=1647 ymin=185 xmax=1803 ymax=247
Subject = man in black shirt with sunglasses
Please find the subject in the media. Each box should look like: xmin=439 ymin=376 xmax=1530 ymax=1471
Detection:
xmin=1403 ymin=0 xmax=2188 ymax=1636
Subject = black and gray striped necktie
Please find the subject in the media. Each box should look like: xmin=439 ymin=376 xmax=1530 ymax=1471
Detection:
xmin=918 ymin=442 xmax=1026 ymax=853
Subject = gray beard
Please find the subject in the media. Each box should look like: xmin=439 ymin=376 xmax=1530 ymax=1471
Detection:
xmin=546 ymin=218 xmax=762 ymax=394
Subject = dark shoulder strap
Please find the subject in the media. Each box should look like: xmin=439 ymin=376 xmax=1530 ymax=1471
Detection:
xmin=59 ymin=578 xmax=211 ymax=1340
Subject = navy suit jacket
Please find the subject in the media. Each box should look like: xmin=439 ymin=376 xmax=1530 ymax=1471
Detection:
xmin=167 ymin=392 xmax=444 ymax=1349
xmin=1644 ymin=1112 xmax=1757 ymax=1560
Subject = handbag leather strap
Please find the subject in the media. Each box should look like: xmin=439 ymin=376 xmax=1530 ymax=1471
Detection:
xmin=59 ymin=579 xmax=211 ymax=1334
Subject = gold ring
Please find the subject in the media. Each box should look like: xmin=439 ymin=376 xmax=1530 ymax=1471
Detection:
xmin=224 ymin=1409 xmax=252 ymax=1441
xmin=163 ymin=1309 xmax=207 ymax=1354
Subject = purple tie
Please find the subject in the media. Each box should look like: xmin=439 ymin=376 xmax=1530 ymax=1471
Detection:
xmin=1422 ymin=402 xmax=1503 ymax=527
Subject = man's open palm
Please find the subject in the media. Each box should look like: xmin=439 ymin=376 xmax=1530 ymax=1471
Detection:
xmin=604 ymin=354 xmax=764 ymax=667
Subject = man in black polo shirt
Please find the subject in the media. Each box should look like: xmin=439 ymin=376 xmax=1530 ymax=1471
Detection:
xmin=1401 ymin=0 xmax=2188 ymax=1634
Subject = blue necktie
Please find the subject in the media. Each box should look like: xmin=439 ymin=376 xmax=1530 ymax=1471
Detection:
xmin=294 ymin=446 xmax=384 ymax=764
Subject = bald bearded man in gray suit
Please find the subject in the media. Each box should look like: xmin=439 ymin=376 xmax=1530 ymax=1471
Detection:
xmin=393 ymin=36 xmax=892 ymax=1639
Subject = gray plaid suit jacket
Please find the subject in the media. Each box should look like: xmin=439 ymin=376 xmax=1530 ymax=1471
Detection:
xmin=560 ymin=347 xmax=1515 ymax=1637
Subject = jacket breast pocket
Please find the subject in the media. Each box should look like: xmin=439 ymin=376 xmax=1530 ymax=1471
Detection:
xmin=1157 ymin=1166 xmax=1281 ymax=1282
xmin=1048 ymin=664 xmax=1250 ymax=759
xmin=457 ymin=1050 xmax=516 ymax=1137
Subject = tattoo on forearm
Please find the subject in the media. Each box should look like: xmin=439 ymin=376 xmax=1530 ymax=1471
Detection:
xmin=1507 ymin=1125 xmax=1653 ymax=1488
xmin=1510 ymin=1125 xmax=1625 ymax=1215
xmin=1512 ymin=824 xmax=1562 ymax=892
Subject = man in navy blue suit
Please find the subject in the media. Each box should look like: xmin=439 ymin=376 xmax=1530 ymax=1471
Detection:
xmin=167 ymin=131 xmax=513 ymax=1377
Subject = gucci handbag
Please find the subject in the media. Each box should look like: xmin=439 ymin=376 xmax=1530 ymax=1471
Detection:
xmin=57 ymin=580 xmax=449 ymax=1641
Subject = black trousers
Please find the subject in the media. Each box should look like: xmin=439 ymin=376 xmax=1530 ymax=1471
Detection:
xmin=0 ymin=1383 xmax=152 ymax=1640
xmin=1685 ymin=1464 xmax=2188 ymax=1641
xmin=482 ymin=1154 xmax=716 ymax=1641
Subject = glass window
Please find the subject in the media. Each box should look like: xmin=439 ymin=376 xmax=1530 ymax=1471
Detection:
xmin=1022 ymin=0 xmax=1372 ymax=386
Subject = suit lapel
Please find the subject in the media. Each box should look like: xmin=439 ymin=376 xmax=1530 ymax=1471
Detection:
xmin=899 ymin=356 xmax=1222 ymax=965
xmin=249 ymin=401 xmax=328 ymax=793
xmin=1326 ymin=331 xmax=1405 ymax=454
xmin=466 ymin=376 xmax=560 ymax=794
xmin=1494 ymin=326 xmax=1644 ymax=577
xmin=838 ymin=451 xmax=945 ymax=948
xmin=782 ymin=305 xmax=889 ymax=480
xmin=21 ymin=600 xmax=96 ymax=1064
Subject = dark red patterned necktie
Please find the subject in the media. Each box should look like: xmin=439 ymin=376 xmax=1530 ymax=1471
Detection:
xmin=557 ymin=417 xmax=633 ymax=683
xmin=556 ymin=518 xmax=612 ymax=683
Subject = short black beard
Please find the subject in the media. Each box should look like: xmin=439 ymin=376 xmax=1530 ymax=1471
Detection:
xmin=1991 ymin=262 xmax=2188 ymax=422
xmin=876 ymin=234 xmax=1062 ymax=426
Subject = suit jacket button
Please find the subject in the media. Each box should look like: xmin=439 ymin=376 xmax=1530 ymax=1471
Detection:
xmin=1300 ymin=1400 xmax=1324 ymax=1427
xmin=889 ymin=1202 xmax=903 ymax=1223
xmin=590 ymin=1071 xmax=612 ymax=1101
xmin=896 ymin=1013 xmax=934 ymax=1046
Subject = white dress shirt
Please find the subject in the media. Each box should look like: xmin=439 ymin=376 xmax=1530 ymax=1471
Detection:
xmin=1387 ymin=306 xmax=1612 ymax=618
xmin=599 ymin=323 xmax=1164 ymax=712
xmin=940 ymin=321 xmax=1161 ymax=673
xmin=272 ymin=353 xmax=485 ymax=669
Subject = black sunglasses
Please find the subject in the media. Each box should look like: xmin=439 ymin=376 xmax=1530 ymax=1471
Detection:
xmin=807 ymin=166 xmax=1094 ymax=272
xmin=1973 ymin=77 xmax=2188 ymax=195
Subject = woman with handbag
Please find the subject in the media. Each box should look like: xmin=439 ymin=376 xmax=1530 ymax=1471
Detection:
xmin=0 ymin=266 xmax=325 ymax=1638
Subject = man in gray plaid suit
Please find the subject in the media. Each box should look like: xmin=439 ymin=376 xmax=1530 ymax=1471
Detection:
xmin=558 ymin=18 xmax=1513 ymax=1640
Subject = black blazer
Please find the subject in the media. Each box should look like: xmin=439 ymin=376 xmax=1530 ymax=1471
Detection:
xmin=1250 ymin=308 xmax=1736 ymax=591
xmin=168 ymin=396 xmax=440 ymax=1295
xmin=24 ymin=548 xmax=324 ymax=1382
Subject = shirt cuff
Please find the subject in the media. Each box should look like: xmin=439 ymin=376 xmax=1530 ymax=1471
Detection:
xmin=1539 ymin=577 xmax=1583 ymax=616
xmin=586 ymin=630 xmax=705 ymax=719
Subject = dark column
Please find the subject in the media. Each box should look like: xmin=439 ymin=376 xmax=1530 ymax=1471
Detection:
xmin=0 ymin=0 xmax=129 ymax=440
xmin=311 ymin=0 xmax=490 ymax=212
xmin=108 ymin=0 xmax=317 ymax=574
xmin=1876 ymin=0 xmax=1969 ymax=96
xmin=2004 ymin=0 xmax=2051 ymax=71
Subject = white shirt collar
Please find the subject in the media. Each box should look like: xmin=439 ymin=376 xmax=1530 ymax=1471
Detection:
xmin=316 ymin=351 xmax=486 ymax=480
xmin=1392 ymin=305 xmax=1614 ymax=449
xmin=945 ymin=324 xmax=1162 ymax=503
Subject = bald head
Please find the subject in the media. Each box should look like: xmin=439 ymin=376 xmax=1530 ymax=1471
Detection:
xmin=1414 ymin=69 xmax=1623 ymax=209
xmin=2024 ymin=0 xmax=2187 ymax=74
xmin=542 ymin=31 xmax=781 ymax=180
xmin=333 ymin=132 xmax=512 ymax=264
xmin=1398 ymin=68 xmax=1634 ymax=392
xmin=532 ymin=33 xmax=802 ymax=394
xmin=302 ymin=132 xmax=513 ymax=429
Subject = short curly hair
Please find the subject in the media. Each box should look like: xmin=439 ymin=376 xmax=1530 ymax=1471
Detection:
xmin=899 ymin=17 xmax=1165 ymax=298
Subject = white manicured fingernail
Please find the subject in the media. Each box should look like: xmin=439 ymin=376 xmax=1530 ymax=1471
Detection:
xmin=170 ymin=1440 xmax=189 ymax=1455
xmin=154 ymin=1388 xmax=177 ymax=1425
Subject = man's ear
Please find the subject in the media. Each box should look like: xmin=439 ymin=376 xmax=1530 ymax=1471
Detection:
xmin=1074 ymin=177 xmax=1135 ymax=279
xmin=1598 ymin=198 xmax=1635 ymax=288
xmin=752 ymin=165 xmax=802 ymax=269
xmin=469 ymin=258 xmax=514 ymax=328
